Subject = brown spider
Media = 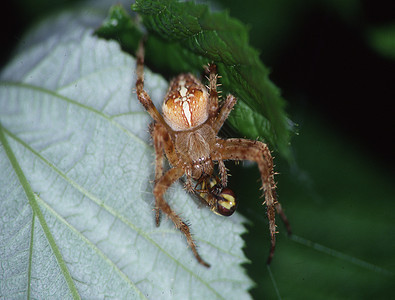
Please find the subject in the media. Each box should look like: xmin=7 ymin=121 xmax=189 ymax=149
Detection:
xmin=135 ymin=40 xmax=290 ymax=268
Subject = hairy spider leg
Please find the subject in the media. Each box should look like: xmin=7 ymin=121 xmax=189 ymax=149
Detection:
xmin=209 ymin=93 xmax=237 ymax=186
xmin=154 ymin=167 xmax=211 ymax=268
xmin=137 ymin=39 xmax=176 ymax=226
xmin=136 ymin=40 xmax=172 ymax=132
xmin=275 ymin=202 xmax=292 ymax=236
xmin=211 ymin=94 xmax=236 ymax=134
xmin=217 ymin=159 xmax=228 ymax=187
xmin=213 ymin=138 xmax=280 ymax=264
xmin=151 ymin=122 xmax=179 ymax=225
xmin=206 ymin=63 xmax=219 ymax=118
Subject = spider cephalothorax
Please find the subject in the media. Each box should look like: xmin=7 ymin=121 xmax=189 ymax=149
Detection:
xmin=135 ymin=40 xmax=290 ymax=267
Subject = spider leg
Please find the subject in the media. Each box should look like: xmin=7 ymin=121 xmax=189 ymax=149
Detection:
xmin=275 ymin=202 xmax=292 ymax=236
xmin=218 ymin=159 xmax=228 ymax=187
xmin=182 ymin=166 xmax=197 ymax=193
xmin=151 ymin=122 xmax=178 ymax=166
xmin=154 ymin=166 xmax=210 ymax=267
xmin=206 ymin=63 xmax=219 ymax=118
xmin=135 ymin=40 xmax=171 ymax=130
xmin=151 ymin=122 xmax=180 ymax=225
xmin=211 ymin=94 xmax=237 ymax=134
xmin=151 ymin=123 xmax=164 ymax=224
xmin=213 ymin=138 xmax=281 ymax=264
xmin=205 ymin=64 xmax=236 ymax=133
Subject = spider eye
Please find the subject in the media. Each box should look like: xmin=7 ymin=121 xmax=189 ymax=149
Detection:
xmin=162 ymin=74 xmax=209 ymax=131
xmin=214 ymin=188 xmax=237 ymax=217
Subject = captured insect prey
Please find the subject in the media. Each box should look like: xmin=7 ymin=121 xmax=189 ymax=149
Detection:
xmin=194 ymin=175 xmax=237 ymax=217
xmin=135 ymin=39 xmax=290 ymax=267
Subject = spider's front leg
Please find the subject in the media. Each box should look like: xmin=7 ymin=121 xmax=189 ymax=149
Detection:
xmin=205 ymin=64 xmax=237 ymax=135
xmin=135 ymin=40 xmax=170 ymax=130
xmin=204 ymin=65 xmax=237 ymax=187
xmin=154 ymin=167 xmax=211 ymax=268
xmin=209 ymin=93 xmax=237 ymax=187
xmin=206 ymin=63 xmax=220 ymax=118
xmin=213 ymin=138 xmax=284 ymax=264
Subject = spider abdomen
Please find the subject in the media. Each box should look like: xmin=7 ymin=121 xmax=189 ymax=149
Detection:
xmin=162 ymin=74 xmax=209 ymax=131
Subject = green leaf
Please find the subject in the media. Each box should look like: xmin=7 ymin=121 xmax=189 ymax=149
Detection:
xmin=238 ymin=112 xmax=395 ymax=298
xmin=129 ymin=1 xmax=293 ymax=160
xmin=95 ymin=4 xmax=143 ymax=54
xmin=0 ymin=10 xmax=252 ymax=299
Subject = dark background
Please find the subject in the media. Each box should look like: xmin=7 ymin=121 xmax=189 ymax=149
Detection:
xmin=2 ymin=0 xmax=394 ymax=298
xmin=216 ymin=0 xmax=395 ymax=167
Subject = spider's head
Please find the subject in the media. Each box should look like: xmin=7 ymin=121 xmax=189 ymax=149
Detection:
xmin=162 ymin=74 xmax=209 ymax=131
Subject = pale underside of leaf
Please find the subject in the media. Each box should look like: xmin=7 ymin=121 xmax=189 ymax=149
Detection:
xmin=0 ymin=10 xmax=252 ymax=300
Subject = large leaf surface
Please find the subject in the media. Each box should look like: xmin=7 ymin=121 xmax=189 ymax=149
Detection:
xmin=0 ymin=10 xmax=252 ymax=299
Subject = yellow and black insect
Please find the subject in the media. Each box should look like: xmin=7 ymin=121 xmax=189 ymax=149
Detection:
xmin=196 ymin=175 xmax=237 ymax=217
